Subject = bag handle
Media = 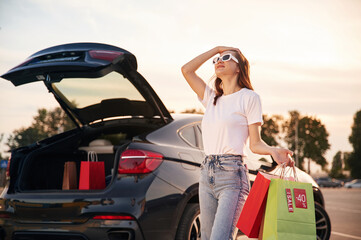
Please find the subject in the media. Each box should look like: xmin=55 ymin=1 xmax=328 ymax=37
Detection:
xmin=282 ymin=166 xmax=298 ymax=181
xmin=274 ymin=156 xmax=299 ymax=181
xmin=273 ymin=163 xmax=287 ymax=176
xmin=87 ymin=151 xmax=98 ymax=162
xmin=281 ymin=156 xmax=299 ymax=181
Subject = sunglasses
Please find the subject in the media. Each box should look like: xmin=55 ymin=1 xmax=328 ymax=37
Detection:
xmin=213 ymin=53 xmax=239 ymax=64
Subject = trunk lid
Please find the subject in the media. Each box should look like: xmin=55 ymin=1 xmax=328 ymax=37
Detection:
xmin=1 ymin=43 xmax=172 ymax=126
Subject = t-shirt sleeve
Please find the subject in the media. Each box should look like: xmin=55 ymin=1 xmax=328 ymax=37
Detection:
xmin=198 ymin=84 xmax=214 ymax=108
xmin=245 ymin=92 xmax=263 ymax=125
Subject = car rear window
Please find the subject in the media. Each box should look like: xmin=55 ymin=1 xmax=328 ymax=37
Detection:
xmin=53 ymin=71 xmax=145 ymax=108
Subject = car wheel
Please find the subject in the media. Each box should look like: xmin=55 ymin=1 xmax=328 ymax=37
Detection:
xmin=176 ymin=203 xmax=201 ymax=240
xmin=315 ymin=202 xmax=331 ymax=240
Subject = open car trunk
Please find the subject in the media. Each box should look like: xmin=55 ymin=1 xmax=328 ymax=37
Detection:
xmin=1 ymin=43 xmax=173 ymax=193
xmin=14 ymin=118 xmax=162 ymax=192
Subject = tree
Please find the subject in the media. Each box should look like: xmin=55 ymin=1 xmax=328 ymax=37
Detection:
xmin=261 ymin=114 xmax=283 ymax=146
xmin=348 ymin=110 xmax=361 ymax=178
xmin=329 ymin=151 xmax=345 ymax=178
xmin=7 ymin=107 xmax=75 ymax=150
xmin=343 ymin=152 xmax=352 ymax=170
xmin=283 ymin=110 xmax=330 ymax=172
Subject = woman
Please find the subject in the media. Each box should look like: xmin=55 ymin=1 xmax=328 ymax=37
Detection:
xmin=181 ymin=46 xmax=293 ymax=240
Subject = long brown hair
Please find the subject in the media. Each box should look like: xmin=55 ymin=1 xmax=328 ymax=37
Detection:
xmin=213 ymin=50 xmax=253 ymax=105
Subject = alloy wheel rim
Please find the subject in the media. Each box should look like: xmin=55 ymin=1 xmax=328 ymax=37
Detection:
xmin=189 ymin=213 xmax=201 ymax=240
xmin=315 ymin=206 xmax=328 ymax=240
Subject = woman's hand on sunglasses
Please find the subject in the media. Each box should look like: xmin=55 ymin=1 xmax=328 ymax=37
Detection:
xmin=217 ymin=46 xmax=241 ymax=55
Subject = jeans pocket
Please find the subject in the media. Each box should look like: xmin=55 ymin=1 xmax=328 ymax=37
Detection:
xmin=219 ymin=160 xmax=241 ymax=172
xmin=240 ymin=164 xmax=250 ymax=193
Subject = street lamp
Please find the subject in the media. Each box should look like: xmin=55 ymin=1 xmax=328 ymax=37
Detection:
xmin=295 ymin=117 xmax=299 ymax=168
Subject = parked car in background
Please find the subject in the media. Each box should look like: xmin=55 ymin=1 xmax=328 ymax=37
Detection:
xmin=344 ymin=179 xmax=361 ymax=188
xmin=316 ymin=177 xmax=343 ymax=188
xmin=0 ymin=43 xmax=331 ymax=240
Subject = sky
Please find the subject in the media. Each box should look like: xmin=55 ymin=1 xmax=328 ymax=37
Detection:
xmin=0 ymin=0 xmax=360 ymax=174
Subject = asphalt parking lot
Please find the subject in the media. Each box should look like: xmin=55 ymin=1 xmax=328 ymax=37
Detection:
xmin=322 ymin=187 xmax=361 ymax=240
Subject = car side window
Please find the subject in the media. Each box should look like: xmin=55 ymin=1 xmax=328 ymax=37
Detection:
xmin=178 ymin=122 xmax=204 ymax=149
xmin=179 ymin=125 xmax=197 ymax=148
xmin=195 ymin=124 xmax=203 ymax=150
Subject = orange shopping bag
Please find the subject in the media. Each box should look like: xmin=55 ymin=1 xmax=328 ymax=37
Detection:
xmin=62 ymin=161 xmax=78 ymax=190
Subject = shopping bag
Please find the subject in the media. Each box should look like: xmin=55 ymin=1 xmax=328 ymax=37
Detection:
xmin=79 ymin=151 xmax=105 ymax=190
xmin=237 ymin=171 xmax=280 ymax=238
xmin=261 ymin=169 xmax=316 ymax=240
xmin=62 ymin=161 xmax=78 ymax=190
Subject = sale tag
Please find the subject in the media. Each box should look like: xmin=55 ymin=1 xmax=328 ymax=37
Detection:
xmin=294 ymin=188 xmax=308 ymax=209
xmin=285 ymin=188 xmax=294 ymax=212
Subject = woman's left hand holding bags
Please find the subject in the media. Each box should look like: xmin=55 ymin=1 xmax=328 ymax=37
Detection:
xmin=271 ymin=148 xmax=294 ymax=167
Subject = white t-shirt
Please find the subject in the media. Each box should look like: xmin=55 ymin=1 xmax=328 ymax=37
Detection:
xmin=199 ymin=85 xmax=263 ymax=156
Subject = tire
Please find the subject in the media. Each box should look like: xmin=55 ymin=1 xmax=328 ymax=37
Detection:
xmin=175 ymin=203 xmax=201 ymax=240
xmin=315 ymin=202 xmax=331 ymax=240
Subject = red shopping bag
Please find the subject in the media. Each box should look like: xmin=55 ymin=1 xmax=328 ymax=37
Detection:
xmin=79 ymin=151 xmax=105 ymax=190
xmin=237 ymin=171 xmax=279 ymax=238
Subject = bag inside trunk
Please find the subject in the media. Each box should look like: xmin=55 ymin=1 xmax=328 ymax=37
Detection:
xmin=15 ymin=121 xmax=159 ymax=192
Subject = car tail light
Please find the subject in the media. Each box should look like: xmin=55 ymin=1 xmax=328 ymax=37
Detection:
xmin=0 ymin=213 xmax=10 ymax=219
xmin=89 ymin=50 xmax=124 ymax=62
xmin=93 ymin=215 xmax=135 ymax=220
xmin=118 ymin=149 xmax=163 ymax=174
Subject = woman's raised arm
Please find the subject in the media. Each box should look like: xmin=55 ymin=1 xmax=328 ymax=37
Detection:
xmin=181 ymin=47 xmax=221 ymax=100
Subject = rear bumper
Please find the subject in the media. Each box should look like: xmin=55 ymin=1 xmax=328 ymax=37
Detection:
xmin=0 ymin=218 xmax=143 ymax=240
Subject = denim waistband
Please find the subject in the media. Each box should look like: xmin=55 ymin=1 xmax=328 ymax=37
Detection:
xmin=205 ymin=154 xmax=243 ymax=162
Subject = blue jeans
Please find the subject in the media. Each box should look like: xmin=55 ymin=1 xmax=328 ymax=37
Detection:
xmin=199 ymin=155 xmax=250 ymax=240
